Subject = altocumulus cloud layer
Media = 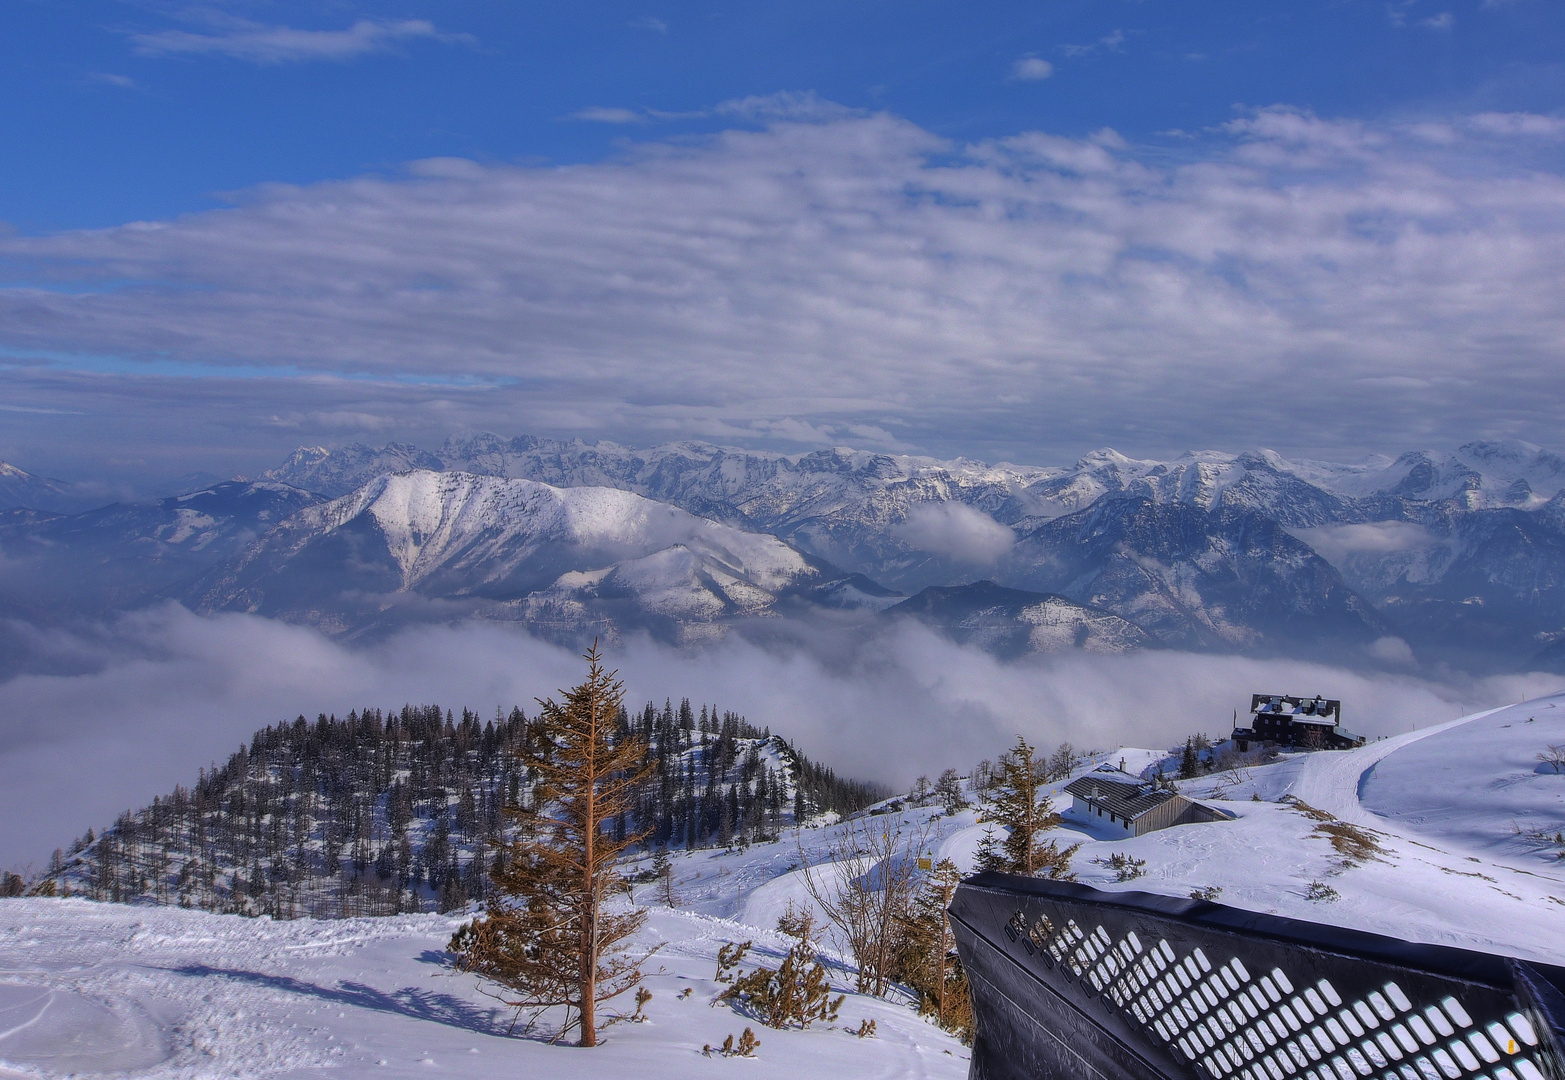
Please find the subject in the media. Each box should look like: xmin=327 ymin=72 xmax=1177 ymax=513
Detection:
xmin=2 ymin=604 xmax=1558 ymax=869
xmin=5 ymin=101 xmax=1565 ymax=474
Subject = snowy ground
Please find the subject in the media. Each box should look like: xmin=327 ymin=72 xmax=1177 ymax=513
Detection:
xmin=0 ymin=898 xmax=970 ymax=1080
xmin=3 ymin=691 xmax=1563 ymax=1078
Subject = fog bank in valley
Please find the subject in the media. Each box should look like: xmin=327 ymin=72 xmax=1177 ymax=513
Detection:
xmin=1 ymin=603 xmax=1558 ymax=869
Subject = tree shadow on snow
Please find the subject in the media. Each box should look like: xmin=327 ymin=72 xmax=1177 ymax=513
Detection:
xmin=165 ymin=964 xmax=509 ymax=1037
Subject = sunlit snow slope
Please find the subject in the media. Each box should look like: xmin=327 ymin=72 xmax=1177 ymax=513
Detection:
xmin=0 ymin=897 xmax=969 ymax=1080
xmin=998 ymin=692 xmax=1565 ymax=965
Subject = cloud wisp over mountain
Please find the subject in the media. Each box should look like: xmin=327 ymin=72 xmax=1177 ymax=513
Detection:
xmin=5 ymin=104 xmax=1565 ymax=478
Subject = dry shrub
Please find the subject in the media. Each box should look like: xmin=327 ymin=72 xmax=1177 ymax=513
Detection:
xmin=799 ymin=815 xmax=931 ymax=996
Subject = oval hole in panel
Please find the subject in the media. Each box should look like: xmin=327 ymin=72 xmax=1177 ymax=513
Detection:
xmin=1503 ymin=1013 xmax=1536 ymax=1047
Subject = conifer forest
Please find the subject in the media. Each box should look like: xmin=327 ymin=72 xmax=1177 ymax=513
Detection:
xmin=42 ymin=698 xmax=887 ymax=919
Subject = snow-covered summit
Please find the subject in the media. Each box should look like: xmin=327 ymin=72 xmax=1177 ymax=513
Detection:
xmin=0 ymin=459 xmax=87 ymax=514
xmin=301 ymin=470 xmax=816 ymax=592
xmin=197 ymin=470 xmax=847 ymax=641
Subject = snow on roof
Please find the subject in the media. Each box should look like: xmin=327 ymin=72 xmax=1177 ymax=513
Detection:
xmin=1250 ymin=693 xmax=1340 ymax=720
xmin=1062 ymin=772 xmax=1178 ymax=821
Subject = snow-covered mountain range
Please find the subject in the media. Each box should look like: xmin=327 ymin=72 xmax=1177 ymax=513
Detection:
xmin=0 ymin=461 xmax=86 ymax=515
xmin=255 ymin=434 xmax=1565 ymax=665
xmin=4 ymin=434 xmax=1565 ymax=666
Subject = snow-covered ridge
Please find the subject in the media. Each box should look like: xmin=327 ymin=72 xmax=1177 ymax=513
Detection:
xmin=264 ymin=434 xmax=1565 ymax=519
xmin=11 ymin=433 xmax=1565 ymax=662
xmin=295 ymin=470 xmax=815 ymax=591
xmin=194 ymin=470 xmax=842 ymax=640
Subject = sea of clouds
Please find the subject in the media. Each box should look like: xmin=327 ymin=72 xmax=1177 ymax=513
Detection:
xmin=2 ymin=603 xmax=1558 ymax=870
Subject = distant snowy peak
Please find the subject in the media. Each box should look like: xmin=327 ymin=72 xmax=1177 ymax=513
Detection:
xmin=1281 ymin=440 xmax=1565 ymax=508
xmin=298 ymin=470 xmax=816 ymax=589
xmin=887 ymin=581 xmax=1149 ymax=657
xmin=231 ymin=435 xmax=1565 ymax=661
xmin=0 ymin=460 xmax=87 ymax=513
xmin=269 ymin=434 xmax=1565 ymax=532
xmin=261 ymin=442 xmax=445 ymax=498
xmin=200 ymin=470 xmax=837 ymax=640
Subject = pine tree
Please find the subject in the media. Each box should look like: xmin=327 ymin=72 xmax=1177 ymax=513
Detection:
xmin=449 ymin=643 xmax=656 ymax=1046
xmin=717 ymin=905 xmax=842 ymax=1029
xmin=900 ymin=859 xmax=972 ymax=1042
xmin=1179 ymin=737 xmax=1201 ymax=779
xmin=973 ymin=825 xmax=1008 ymax=873
xmin=989 ymin=736 xmax=1079 ymax=879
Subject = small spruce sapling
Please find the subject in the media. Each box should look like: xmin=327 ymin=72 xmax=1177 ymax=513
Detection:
xmin=989 ymin=737 xmax=1079 ymax=879
xmin=717 ymin=905 xmax=843 ymax=1029
xmin=1101 ymin=852 xmax=1146 ymax=881
xmin=717 ymin=1028 xmax=760 ymax=1057
xmin=652 ymin=846 xmax=677 ymax=906
xmin=1305 ymin=880 xmax=1340 ymax=902
xmin=974 ymin=826 xmax=1007 ymax=873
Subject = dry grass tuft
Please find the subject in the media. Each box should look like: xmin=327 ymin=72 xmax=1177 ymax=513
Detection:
xmin=1312 ymin=821 xmax=1387 ymax=866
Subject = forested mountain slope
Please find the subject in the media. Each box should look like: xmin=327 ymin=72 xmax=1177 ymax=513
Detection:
xmin=41 ymin=699 xmax=884 ymax=919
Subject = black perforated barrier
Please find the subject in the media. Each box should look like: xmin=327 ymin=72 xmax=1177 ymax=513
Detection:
xmin=950 ymin=873 xmax=1565 ymax=1080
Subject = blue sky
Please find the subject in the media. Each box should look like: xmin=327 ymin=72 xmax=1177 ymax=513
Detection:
xmin=3 ymin=1 xmax=1565 ymax=484
xmin=7 ymin=1 xmax=1560 ymax=230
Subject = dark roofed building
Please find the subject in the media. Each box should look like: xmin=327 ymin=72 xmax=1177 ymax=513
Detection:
xmin=1232 ymin=693 xmax=1365 ymax=752
xmin=1062 ymin=765 xmax=1232 ymax=839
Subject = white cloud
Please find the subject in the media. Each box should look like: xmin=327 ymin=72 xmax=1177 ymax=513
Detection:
xmin=1421 ymin=12 xmax=1456 ymax=28
xmin=895 ymin=502 xmax=1016 ymax=565
xmin=1290 ymin=522 xmax=1438 ymax=562
xmin=571 ymin=106 xmax=647 ymax=124
xmin=711 ymin=91 xmax=855 ymax=122
xmin=7 ymin=103 xmax=1565 ymax=468
xmin=1061 ymin=30 xmax=1125 ymax=58
xmin=1 ymin=606 xmax=1553 ymax=869
xmin=1467 ymin=112 xmax=1565 ymax=138
xmin=129 ymin=18 xmax=471 ymax=65
xmin=629 ymin=16 xmax=668 ymax=33
xmin=1011 ymin=57 xmax=1054 ymax=81
xmin=1369 ymin=636 xmax=1417 ymax=665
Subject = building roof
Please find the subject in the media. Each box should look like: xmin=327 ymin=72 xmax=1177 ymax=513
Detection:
xmin=1063 ymin=766 xmax=1179 ymax=822
xmin=1249 ymin=693 xmax=1341 ymax=725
